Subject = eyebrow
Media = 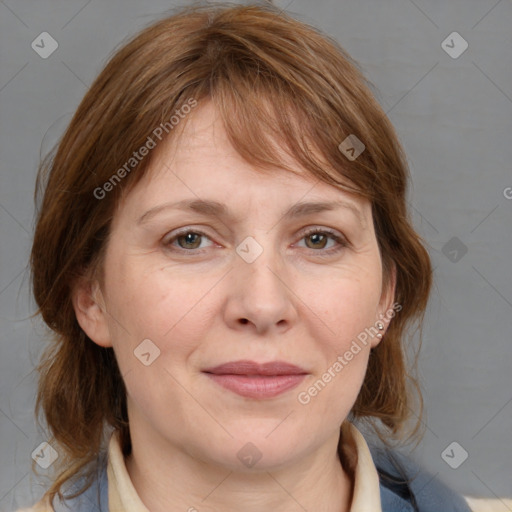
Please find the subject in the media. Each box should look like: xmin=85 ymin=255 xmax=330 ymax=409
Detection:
xmin=137 ymin=198 xmax=365 ymax=228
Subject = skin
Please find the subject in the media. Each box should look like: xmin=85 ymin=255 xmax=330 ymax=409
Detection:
xmin=73 ymin=101 xmax=395 ymax=512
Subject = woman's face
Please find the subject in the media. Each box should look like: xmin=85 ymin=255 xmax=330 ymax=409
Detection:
xmin=75 ymin=101 xmax=394 ymax=471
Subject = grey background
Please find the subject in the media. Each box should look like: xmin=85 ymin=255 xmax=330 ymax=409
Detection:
xmin=1 ymin=0 xmax=511 ymax=509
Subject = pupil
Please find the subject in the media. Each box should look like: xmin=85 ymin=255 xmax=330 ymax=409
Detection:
xmin=309 ymin=233 xmax=326 ymax=248
xmin=182 ymin=233 xmax=199 ymax=248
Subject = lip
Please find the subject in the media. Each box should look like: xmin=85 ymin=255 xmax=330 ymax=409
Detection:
xmin=202 ymin=360 xmax=308 ymax=399
xmin=203 ymin=360 xmax=307 ymax=376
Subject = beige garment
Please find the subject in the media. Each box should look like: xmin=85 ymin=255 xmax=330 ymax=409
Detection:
xmin=464 ymin=497 xmax=512 ymax=512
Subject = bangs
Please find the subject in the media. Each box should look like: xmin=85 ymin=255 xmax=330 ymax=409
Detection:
xmin=193 ymin=45 xmax=377 ymax=201
xmin=120 ymin=6 xmax=384 ymax=204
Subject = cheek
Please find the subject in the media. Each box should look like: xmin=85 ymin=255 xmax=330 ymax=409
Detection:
xmin=296 ymin=276 xmax=378 ymax=421
xmin=102 ymin=264 xmax=214 ymax=416
xmin=306 ymin=272 xmax=382 ymax=349
xmin=104 ymin=261 xmax=219 ymax=363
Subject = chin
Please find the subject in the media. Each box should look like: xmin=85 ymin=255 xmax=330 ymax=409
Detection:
xmin=192 ymin=429 xmax=306 ymax=472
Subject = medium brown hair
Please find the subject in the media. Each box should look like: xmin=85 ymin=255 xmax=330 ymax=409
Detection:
xmin=30 ymin=1 xmax=432 ymax=504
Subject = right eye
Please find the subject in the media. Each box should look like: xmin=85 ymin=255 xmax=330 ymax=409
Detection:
xmin=164 ymin=229 xmax=215 ymax=253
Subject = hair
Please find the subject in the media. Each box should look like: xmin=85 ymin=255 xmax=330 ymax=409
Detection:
xmin=30 ymin=0 xmax=432 ymax=505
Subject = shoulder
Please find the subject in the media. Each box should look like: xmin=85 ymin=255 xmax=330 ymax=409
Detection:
xmin=15 ymin=496 xmax=53 ymax=512
xmin=370 ymin=445 xmax=473 ymax=512
xmin=16 ymin=454 xmax=109 ymax=512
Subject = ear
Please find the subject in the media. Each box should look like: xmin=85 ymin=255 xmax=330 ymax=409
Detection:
xmin=372 ymin=261 xmax=397 ymax=348
xmin=71 ymin=275 xmax=112 ymax=348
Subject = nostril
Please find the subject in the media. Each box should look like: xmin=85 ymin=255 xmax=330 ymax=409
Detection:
xmin=240 ymin=318 xmax=249 ymax=324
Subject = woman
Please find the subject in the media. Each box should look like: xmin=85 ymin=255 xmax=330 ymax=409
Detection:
xmin=23 ymin=2 xmax=473 ymax=511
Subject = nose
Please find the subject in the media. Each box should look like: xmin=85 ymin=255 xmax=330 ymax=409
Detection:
xmin=223 ymin=240 xmax=298 ymax=335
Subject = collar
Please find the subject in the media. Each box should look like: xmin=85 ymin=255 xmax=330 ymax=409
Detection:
xmin=107 ymin=422 xmax=382 ymax=511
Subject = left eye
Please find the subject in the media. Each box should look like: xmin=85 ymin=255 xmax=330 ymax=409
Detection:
xmin=296 ymin=229 xmax=347 ymax=253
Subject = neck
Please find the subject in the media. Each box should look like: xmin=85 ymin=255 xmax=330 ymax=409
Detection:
xmin=124 ymin=426 xmax=353 ymax=512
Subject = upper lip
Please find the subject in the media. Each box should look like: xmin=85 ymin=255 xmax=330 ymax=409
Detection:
xmin=202 ymin=360 xmax=308 ymax=376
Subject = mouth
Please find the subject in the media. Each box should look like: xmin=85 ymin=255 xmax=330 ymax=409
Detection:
xmin=202 ymin=360 xmax=309 ymax=399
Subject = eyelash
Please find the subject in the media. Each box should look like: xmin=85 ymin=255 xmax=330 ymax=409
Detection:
xmin=163 ymin=227 xmax=348 ymax=257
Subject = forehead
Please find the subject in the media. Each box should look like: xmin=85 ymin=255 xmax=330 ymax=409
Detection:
xmin=118 ymin=101 xmax=371 ymax=226
xmin=148 ymin=101 xmax=296 ymax=180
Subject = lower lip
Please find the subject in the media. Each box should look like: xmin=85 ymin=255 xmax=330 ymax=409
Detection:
xmin=204 ymin=373 xmax=307 ymax=399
